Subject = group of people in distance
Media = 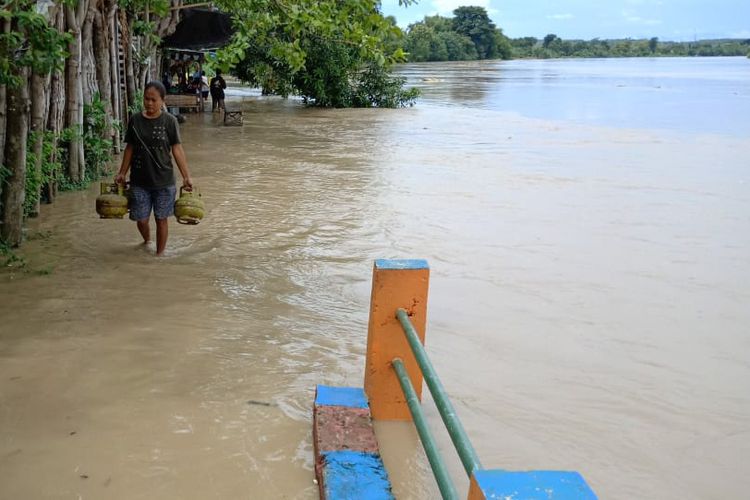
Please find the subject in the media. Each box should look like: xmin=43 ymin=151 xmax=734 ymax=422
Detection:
xmin=189 ymin=69 xmax=227 ymax=112
xmin=163 ymin=67 xmax=227 ymax=112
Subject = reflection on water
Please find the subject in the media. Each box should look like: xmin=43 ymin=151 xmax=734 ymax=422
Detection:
xmin=397 ymin=57 xmax=750 ymax=135
xmin=1 ymin=59 xmax=750 ymax=499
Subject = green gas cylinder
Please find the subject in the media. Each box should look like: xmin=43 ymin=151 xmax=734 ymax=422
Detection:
xmin=174 ymin=186 xmax=205 ymax=225
xmin=95 ymin=182 xmax=129 ymax=219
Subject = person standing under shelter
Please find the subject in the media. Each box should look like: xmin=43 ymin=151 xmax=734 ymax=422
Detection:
xmin=115 ymin=81 xmax=193 ymax=256
xmin=200 ymin=71 xmax=210 ymax=100
xmin=210 ymin=70 xmax=227 ymax=112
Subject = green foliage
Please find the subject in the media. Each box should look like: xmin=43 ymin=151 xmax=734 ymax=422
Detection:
xmin=649 ymin=37 xmax=659 ymax=53
xmin=213 ymin=0 xmax=412 ymax=73
xmin=23 ymin=130 xmax=66 ymax=216
xmin=119 ymin=0 xmax=170 ymax=16
xmin=0 ymin=164 xmax=9 ymax=185
xmin=404 ymin=24 xmax=434 ymax=62
xmin=452 ymin=6 xmax=499 ymax=59
xmin=0 ymin=238 xmax=26 ymax=268
xmin=423 ymin=15 xmax=453 ymax=33
xmin=83 ymin=93 xmax=113 ymax=179
xmin=381 ymin=15 xmax=405 ymax=55
xmin=224 ymin=0 xmax=418 ymax=107
xmin=294 ymin=36 xmax=355 ymax=106
xmin=130 ymin=19 xmax=161 ymax=51
xmin=24 ymin=133 xmax=44 ymax=217
xmin=406 ymin=24 xmax=477 ymax=62
xmin=45 ymin=94 xmax=113 ymax=195
xmin=0 ymin=4 xmax=71 ymax=87
xmin=402 ymin=7 xmax=509 ymax=62
xmin=120 ymin=0 xmax=170 ymax=92
xmin=1 ymin=231 xmax=56 ymax=274
xmin=128 ymin=93 xmax=144 ymax=116
xmin=280 ymin=33 xmax=419 ymax=107
xmin=351 ymin=64 xmax=420 ymax=108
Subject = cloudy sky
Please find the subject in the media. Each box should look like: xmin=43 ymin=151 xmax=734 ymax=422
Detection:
xmin=380 ymin=0 xmax=750 ymax=41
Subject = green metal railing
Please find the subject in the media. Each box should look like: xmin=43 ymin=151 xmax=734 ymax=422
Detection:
xmin=392 ymin=358 xmax=459 ymax=500
xmin=391 ymin=308 xmax=490 ymax=500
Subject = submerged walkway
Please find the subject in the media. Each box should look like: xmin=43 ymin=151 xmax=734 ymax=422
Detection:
xmin=3 ymin=72 xmax=749 ymax=498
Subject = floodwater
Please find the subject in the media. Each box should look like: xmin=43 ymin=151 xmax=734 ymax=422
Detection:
xmin=1 ymin=57 xmax=749 ymax=499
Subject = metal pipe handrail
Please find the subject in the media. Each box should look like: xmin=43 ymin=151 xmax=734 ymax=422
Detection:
xmin=391 ymin=358 xmax=460 ymax=500
xmin=396 ymin=308 xmax=484 ymax=477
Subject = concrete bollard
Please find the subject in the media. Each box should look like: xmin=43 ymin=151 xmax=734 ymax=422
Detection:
xmin=364 ymin=259 xmax=430 ymax=421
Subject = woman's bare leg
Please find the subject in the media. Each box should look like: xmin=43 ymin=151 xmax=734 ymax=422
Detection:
xmin=155 ymin=218 xmax=169 ymax=256
xmin=137 ymin=219 xmax=150 ymax=243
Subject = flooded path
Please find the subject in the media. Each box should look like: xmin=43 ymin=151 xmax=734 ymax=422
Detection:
xmin=2 ymin=59 xmax=750 ymax=499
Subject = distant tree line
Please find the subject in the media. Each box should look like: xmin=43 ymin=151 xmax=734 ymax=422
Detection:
xmin=510 ymin=35 xmax=750 ymax=59
xmin=399 ymin=7 xmax=750 ymax=62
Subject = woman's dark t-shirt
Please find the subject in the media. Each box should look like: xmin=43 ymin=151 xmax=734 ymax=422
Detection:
xmin=125 ymin=112 xmax=181 ymax=188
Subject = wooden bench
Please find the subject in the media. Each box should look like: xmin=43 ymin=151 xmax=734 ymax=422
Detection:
xmin=165 ymin=93 xmax=203 ymax=112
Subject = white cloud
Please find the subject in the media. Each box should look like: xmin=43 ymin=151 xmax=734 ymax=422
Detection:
xmin=431 ymin=0 xmax=491 ymax=16
xmin=622 ymin=9 xmax=662 ymax=26
xmin=547 ymin=13 xmax=574 ymax=20
xmin=731 ymin=29 xmax=750 ymax=39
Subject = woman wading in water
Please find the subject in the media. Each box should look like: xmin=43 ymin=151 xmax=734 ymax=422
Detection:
xmin=115 ymin=81 xmax=193 ymax=256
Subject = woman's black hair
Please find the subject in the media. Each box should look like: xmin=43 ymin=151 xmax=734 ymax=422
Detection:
xmin=144 ymin=80 xmax=167 ymax=99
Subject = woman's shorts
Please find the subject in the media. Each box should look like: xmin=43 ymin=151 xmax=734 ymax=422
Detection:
xmin=129 ymin=185 xmax=177 ymax=221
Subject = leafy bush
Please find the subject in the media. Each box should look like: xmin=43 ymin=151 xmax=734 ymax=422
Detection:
xmin=24 ymin=131 xmax=65 ymax=216
xmin=352 ymin=64 xmax=419 ymax=108
xmin=83 ymin=93 xmax=112 ymax=179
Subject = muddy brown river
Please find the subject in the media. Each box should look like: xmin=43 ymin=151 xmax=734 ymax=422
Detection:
xmin=1 ymin=59 xmax=749 ymax=499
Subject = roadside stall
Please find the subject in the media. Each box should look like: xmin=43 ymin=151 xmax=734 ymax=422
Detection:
xmin=161 ymin=8 xmax=234 ymax=114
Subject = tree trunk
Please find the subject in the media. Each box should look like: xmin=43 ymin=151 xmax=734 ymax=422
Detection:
xmin=81 ymin=2 xmax=99 ymax=105
xmin=28 ymin=73 xmax=49 ymax=218
xmin=45 ymin=7 xmax=67 ymax=204
xmin=0 ymin=17 xmax=10 ymax=212
xmin=65 ymin=1 xmax=87 ymax=183
xmin=106 ymin=0 xmax=120 ymax=153
xmin=146 ymin=4 xmax=181 ymax=85
xmin=152 ymin=51 xmax=162 ymax=83
xmin=120 ymin=9 xmax=136 ymax=121
xmin=0 ymin=82 xmax=5 ymax=219
xmin=93 ymin=4 xmax=113 ymax=149
xmin=1 ymin=68 xmax=30 ymax=246
xmin=104 ymin=0 xmax=120 ymax=154
xmin=135 ymin=37 xmax=148 ymax=96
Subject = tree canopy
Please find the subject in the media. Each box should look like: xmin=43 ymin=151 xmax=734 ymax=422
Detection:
xmin=0 ymin=5 xmax=70 ymax=88
xmin=209 ymin=0 xmax=419 ymax=107
xmin=402 ymin=6 xmax=511 ymax=62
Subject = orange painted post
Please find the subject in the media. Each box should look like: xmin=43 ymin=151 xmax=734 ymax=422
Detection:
xmin=364 ymin=259 xmax=430 ymax=421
